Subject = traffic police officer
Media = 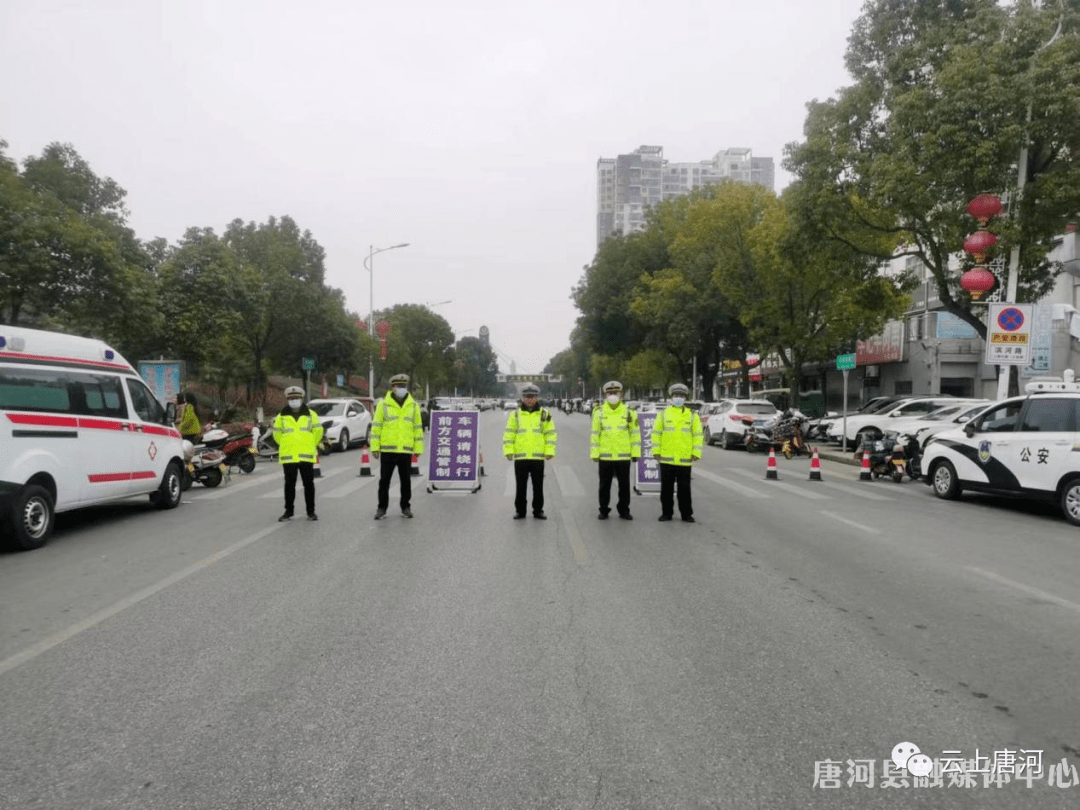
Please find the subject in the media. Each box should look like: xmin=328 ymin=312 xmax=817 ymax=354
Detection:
xmin=503 ymin=383 xmax=557 ymax=519
xmin=590 ymin=380 xmax=640 ymax=520
xmin=274 ymin=385 xmax=324 ymax=521
xmin=651 ymin=383 xmax=703 ymax=523
xmin=371 ymin=373 xmax=424 ymax=519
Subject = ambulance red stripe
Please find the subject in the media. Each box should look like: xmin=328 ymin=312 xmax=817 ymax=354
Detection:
xmin=87 ymin=472 xmax=159 ymax=483
xmin=0 ymin=350 xmax=133 ymax=372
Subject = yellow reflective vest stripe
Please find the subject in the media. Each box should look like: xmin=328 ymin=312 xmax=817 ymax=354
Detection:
xmin=273 ymin=410 xmax=324 ymax=464
xmin=503 ymin=407 xmax=557 ymax=460
xmin=649 ymin=406 xmax=703 ymax=466
xmin=370 ymin=393 xmax=424 ymax=455
xmin=590 ymin=403 xmax=640 ymax=460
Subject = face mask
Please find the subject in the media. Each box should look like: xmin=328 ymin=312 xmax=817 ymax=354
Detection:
xmin=671 ymin=397 xmax=686 ymax=407
xmin=287 ymin=399 xmax=302 ymax=409
xmin=606 ymin=395 xmax=620 ymax=405
xmin=393 ymin=387 xmax=407 ymax=397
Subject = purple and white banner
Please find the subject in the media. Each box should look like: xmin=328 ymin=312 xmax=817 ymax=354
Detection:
xmin=428 ymin=411 xmax=480 ymax=491
xmin=634 ymin=412 xmax=661 ymax=493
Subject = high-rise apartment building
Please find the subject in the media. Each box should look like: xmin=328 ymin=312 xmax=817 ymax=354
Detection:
xmin=596 ymin=145 xmax=775 ymax=247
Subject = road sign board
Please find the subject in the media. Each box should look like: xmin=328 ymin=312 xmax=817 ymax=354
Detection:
xmin=985 ymin=303 xmax=1033 ymax=365
xmin=836 ymin=354 xmax=856 ymax=371
xmin=302 ymin=356 xmax=316 ymax=371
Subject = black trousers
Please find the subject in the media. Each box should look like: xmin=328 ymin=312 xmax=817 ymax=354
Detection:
xmin=283 ymin=462 xmax=316 ymax=515
xmin=659 ymin=463 xmax=693 ymax=519
xmin=598 ymin=460 xmax=632 ymax=516
xmin=514 ymin=459 xmax=545 ymax=515
xmin=378 ymin=452 xmax=413 ymax=510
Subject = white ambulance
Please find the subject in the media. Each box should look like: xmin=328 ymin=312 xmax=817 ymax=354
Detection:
xmin=0 ymin=326 xmax=186 ymax=550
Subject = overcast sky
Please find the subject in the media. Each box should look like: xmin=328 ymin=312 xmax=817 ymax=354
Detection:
xmin=2 ymin=0 xmax=868 ymax=375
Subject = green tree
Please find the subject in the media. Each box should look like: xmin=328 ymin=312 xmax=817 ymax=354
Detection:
xmin=452 ymin=336 xmax=500 ymax=397
xmin=377 ymin=304 xmax=454 ymax=397
xmin=0 ymin=141 xmax=148 ymax=339
xmin=785 ymin=0 xmax=1080 ymax=339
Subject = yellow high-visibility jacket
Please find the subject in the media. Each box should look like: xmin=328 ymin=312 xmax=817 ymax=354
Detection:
xmin=273 ymin=409 xmax=323 ymax=464
xmin=370 ymin=392 xmax=424 ymax=455
xmin=177 ymin=403 xmax=200 ymax=436
xmin=503 ymin=406 xmax=557 ymax=460
xmin=650 ymin=406 xmax=703 ymax=466
xmin=590 ymin=402 xmax=641 ymax=461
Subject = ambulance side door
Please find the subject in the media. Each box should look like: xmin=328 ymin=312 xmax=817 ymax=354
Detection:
xmin=125 ymin=377 xmax=173 ymax=493
xmin=76 ymin=373 xmax=142 ymax=502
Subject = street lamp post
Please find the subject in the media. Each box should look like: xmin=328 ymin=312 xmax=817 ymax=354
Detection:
xmin=364 ymin=242 xmax=410 ymax=397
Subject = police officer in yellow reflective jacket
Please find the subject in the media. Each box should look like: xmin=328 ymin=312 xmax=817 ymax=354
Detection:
xmin=370 ymin=373 xmax=424 ymax=520
xmin=274 ymin=385 xmax=324 ymax=522
xmin=591 ymin=380 xmax=640 ymax=520
xmin=503 ymin=383 xmax=557 ymax=519
xmin=650 ymin=382 xmax=703 ymax=523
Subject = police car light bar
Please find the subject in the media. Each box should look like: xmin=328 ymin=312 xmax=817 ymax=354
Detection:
xmin=1024 ymin=369 xmax=1080 ymax=394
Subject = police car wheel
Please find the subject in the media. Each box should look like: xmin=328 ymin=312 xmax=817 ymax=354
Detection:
xmin=9 ymin=485 xmax=55 ymax=551
xmin=336 ymin=429 xmax=350 ymax=453
xmin=152 ymin=463 xmax=183 ymax=509
xmin=1058 ymin=478 xmax=1080 ymax=526
xmin=931 ymin=461 xmax=961 ymax=500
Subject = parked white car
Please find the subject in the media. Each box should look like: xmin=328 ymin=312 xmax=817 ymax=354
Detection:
xmin=827 ymin=396 xmax=958 ymax=447
xmin=705 ymin=399 xmax=779 ymax=449
xmin=922 ymin=375 xmax=1080 ymax=525
xmin=307 ymin=398 xmax=372 ymax=452
xmin=884 ymin=400 xmax=992 ymax=445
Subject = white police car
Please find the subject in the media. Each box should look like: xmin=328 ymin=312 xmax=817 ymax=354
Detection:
xmin=922 ymin=372 xmax=1080 ymax=525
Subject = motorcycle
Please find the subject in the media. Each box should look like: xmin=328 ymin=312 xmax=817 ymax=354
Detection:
xmin=889 ymin=431 xmax=923 ymax=482
xmin=857 ymin=434 xmax=905 ymax=481
xmin=181 ymin=439 xmax=228 ymax=489
xmin=741 ymin=416 xmax=775 ymax=453
xmin=774 ymin=409 xmax=810 ymax=459
xmin=202 ymin=425 xmax=258 ymax=474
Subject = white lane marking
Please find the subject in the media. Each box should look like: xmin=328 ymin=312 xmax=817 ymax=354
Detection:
xmin=323 ymin=476 xmax=376 ymax=498
xmin=820 ymin=511 xmax=882 ymax=536
xmin=558 ymin=509 xmax=590 ymax=565
xmin=552 ymin=463 xmax=586 ymax=498
xmin=968 ymin=568 xmax=1080 ymax=616
xmin=817 ymin=481 xmax=896 ymax=501
xmin=0 ymin=524 xmax=288 ymax=677
xmin=692 ymin=468 xmax=769 ymax=498
xmin=194 ymin=465 xmax=348 ymax=501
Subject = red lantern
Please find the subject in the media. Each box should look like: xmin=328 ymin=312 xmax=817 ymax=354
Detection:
xmin=375 ymin=320 xmax=391 ymax=338
xmin=963 ymin=230 xmax=999 ymax=263
xmin=960 ymin=266 xmax=996 ymax=300
xmin=967 ymin=193 xmax=1002 ymax=225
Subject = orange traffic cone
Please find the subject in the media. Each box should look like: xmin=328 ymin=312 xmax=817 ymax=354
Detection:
xmin=478 ymin=451 xmax=486 ymax=477
xmin=809 ymin=447 xmax=822 ymax=481
xmin=313 ymin=453 xmax=322 ymax=479
xmin=765 ymin=448 xmax=778 ymax=480
xmin=358 ymin=449 xmax=371 ymax=477
xmin=859 ymin=449 xmax=872 ymax=481
xmin=410 ymin=453 xmax=421 ymax=476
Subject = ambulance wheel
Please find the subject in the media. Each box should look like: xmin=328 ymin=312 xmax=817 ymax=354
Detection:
xmin=336 ymin=429 xmax=350 ymax=453
xmin=152 ymin=463 xmax=183 ymax=509
xmin=238 ymin=454 xmax=256 ymax=474
xmin=8 ymin=485 xmax=55 ymax=551
xmin=202 ymin=468 xmax=223 ymax=488
xmin=1059 ymin=477 xmax=1080 ymax=526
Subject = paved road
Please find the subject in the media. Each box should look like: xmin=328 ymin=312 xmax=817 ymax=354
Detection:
xmin=2 ymin=410 xmax=1079 ymax=808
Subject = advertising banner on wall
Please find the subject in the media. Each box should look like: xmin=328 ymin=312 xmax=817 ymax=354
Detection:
xmin=1020 ymin=303 xmax=1053 ymax=378
xmin=138 ymin=360 xmax=184 ymax=405
xmin=634 ymin=412 xmax=661 ymax=494
xmin=856 ymin=321 xmax=904 ymax=364
xmin=427 ymin=410 xmax=481 ymax=493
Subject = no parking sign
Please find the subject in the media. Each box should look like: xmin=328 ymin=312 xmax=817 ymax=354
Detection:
xmin=985 ymin=303 xmax=1033 ymax=365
